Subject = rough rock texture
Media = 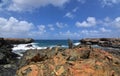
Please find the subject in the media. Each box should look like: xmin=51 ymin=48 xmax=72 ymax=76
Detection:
xmin=0 ymin=38 xmax=33 ymax=76
xmin=80 ymin=38 xmax=120 ymax=48
xmin=0 ymin=38 xmax=19 ymax=64
xmin=17 ymin=46 xmax=120 ymax=76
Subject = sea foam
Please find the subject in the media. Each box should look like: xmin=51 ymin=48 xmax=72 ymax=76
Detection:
xmin=12 ymin=43 xmax=47 ymax=56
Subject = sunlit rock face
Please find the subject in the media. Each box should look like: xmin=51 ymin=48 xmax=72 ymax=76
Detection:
xmin=17 ymin=46 xmax=120 ymax=76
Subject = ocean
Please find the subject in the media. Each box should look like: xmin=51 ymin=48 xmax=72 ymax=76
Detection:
xmin=12 ymin=40 xmax=80 ymax=56
xmin=34 ymin=40 xmax=79 ymax=47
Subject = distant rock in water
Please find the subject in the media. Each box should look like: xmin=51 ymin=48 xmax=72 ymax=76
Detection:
xmin=68 ymin=39 xmax=73 ymax=49
xmin=80 ymin=38 xmax=120 ymax=48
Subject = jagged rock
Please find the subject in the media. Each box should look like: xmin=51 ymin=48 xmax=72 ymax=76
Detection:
xmin=17 ymin=46 xmax=120 ymax=76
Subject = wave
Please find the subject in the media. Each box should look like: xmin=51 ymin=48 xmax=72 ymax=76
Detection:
xmin=12 ymin=43 xmax=47 ymax=57
xmin=73 ymin=42 xmax=80 ymax=46
xmin=12 ymin=41 xmax=80 ymax=57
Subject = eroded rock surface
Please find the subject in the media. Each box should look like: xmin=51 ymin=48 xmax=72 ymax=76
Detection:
xmin=17 ymin=46 xmax=120 ymax=76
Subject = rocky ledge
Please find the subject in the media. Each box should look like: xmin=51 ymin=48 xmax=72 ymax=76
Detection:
xmin=0 ymin=38 xmax=34 ymax=76
xmin=4 ymin=38 xmax=34 ymax=44
xmin=80 ymin=38 xmax=120 ymax=48
xmin=17 ymin=45 xmax=120 ymax=76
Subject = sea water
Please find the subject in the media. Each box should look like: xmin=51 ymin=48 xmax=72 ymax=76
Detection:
xmin=12 ymin=40 xmax=80 ymax=56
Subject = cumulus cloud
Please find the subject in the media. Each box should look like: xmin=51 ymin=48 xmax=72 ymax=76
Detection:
xmin=0 ymin=17 xmax=46 ymax=38
xmin=100 ymin=0 xmax=120 ymax=7
xmin=8 ymin=0 xmax=69 ymax=11
xmin=56 ymin=22 xmax=68 ymax=28
xmin=76 ymin=17 xmax=96 ymax=27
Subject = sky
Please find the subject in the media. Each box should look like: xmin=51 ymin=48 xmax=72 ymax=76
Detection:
xmin=0 ymin=0 xmax=120 ymax=39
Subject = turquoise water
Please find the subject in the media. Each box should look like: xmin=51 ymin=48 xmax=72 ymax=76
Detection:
xmin=34 ymin=40 xmax=79 ymax=47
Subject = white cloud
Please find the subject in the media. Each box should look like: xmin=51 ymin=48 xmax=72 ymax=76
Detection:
xmin=0 ymin=17 xmax=33 ymax=32
xmin=64 ymin=12 xmax=74 ymax=19
xmin=8 ymin=0 xmax=69 ymax=11
xmin=100 ymin=27 xmax=111 ymax=32
xmin=113 ymin=17 xmax=120 ymax=28
xmin=100 ymin=17 xmax=120 ymax=28
xmin=0 ymin=17 xmax=46 ymax=38
xmin=37 ymin=25 xmax=46 ymax=32
xmin=100 ymin=0 xmax=120 ymax=7
xmin=56 ymin=22 xmax=67 ymax=28
xmin=81 ymin=30 xmax=98 ymax=34
xmin=72 ymin=7 xmax=79 ymax=12
xmin=76 ymin=17 xmax=96 ymax=27
xmin=48 ymin=24 xmax=55 ymax=31
xmin=58 ymin=30 xmax=80 ymax=39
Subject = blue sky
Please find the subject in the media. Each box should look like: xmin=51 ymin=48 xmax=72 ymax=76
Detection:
xmin=0 ymin=0 xmax=120 ymax=39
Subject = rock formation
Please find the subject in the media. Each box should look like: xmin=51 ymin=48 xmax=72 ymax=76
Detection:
xmin=17 ymin=46 xmax=120 ymax=76
xmin=80 ymin=38 xmax=120 ymax=48
xmin=4 ymin=38 xmax=34 ymax=44
xmin=0 ymin=38 xmax=34 ymax=76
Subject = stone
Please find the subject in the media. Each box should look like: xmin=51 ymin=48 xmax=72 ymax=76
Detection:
xmin=16 ymin=46 xmax=120 ymax=76
xmin=0 ymin=52 xmax=7 ymax=64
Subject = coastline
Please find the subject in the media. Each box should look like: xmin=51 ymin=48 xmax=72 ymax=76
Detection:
xmin=0 ymin=38 xmax=120 ymax=76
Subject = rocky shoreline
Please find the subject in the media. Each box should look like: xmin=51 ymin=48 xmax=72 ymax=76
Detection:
xmin=0 ymin=38 xmax=120 ymax=76
xmin=80 ymin=38 xmax=120 ymax=48
xmin=0 ymin=38 xmax=34 ymax=76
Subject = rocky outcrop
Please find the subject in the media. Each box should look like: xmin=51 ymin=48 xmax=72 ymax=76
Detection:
xmin=0 ymin=38 xmax=34 ymax=76
xmin=80 ymin=38 xmax=120 ymax=48
xmin=4 ymin=38 xmax=34 ymax=44
xmin=17 ymin=46 xmax=120 ymax=76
